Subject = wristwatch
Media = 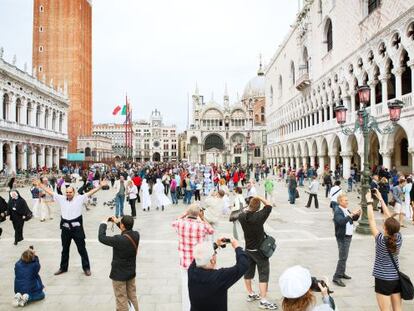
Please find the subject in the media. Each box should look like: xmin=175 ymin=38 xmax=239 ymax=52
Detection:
xmin=367 ymin=201 xmax=373 ymax=204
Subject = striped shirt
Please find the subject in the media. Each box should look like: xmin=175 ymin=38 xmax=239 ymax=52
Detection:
xmin=373 ymin=232 xmax=402 ymax=280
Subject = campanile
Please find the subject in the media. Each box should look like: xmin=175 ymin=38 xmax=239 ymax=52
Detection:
xmin=32 ymin=0 xmax=92 ymax=153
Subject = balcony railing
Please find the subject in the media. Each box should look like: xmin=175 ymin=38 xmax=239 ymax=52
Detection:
xmin=0 ymin=119 xmax=68 ymax=141
xmin=295 ymin=71 xmax=311 ymax=91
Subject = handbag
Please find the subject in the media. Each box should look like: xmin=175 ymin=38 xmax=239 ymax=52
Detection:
xmin=259 ymin=233 xmax=277 ymax=258
xmin=229 ymin=200 xmax=244 ymax=222
xmin=24 ymin=210 xmax=33 ymax=222
xmin=387 ymin=247 xmax=414 ymax=300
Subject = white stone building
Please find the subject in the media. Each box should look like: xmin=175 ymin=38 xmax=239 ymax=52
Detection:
xmin=93 ymin=109 xmax=178 ymax=162
xmin=0 ymin=48 xmax=69 ymax=173
xmin=77 ymin=135 xmax=114 ymax=161
xmin=186 ymin=66 xmax=267 ymax=165
xmin=265 ymin=0 xmax=414 ymax=177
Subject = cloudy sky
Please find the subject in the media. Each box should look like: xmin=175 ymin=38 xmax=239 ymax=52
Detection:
xmin=0 ymin=0 xmax=298 ymax=130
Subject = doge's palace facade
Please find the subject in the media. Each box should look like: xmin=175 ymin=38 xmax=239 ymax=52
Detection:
xmin=265 ymin=0 xmax=414 ymax=178
xmin=0 ymin=49 xmax=69 ymax=173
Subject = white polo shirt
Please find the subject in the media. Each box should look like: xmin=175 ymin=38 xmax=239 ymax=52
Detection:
xmin=339 ymin=206 xmax=353 ymax=236
xmin=53 ymin=193 xmax=88 ymax=220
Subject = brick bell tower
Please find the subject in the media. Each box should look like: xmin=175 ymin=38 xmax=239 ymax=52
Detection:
xmin=32 ymin=0 xmax=93 ymax=153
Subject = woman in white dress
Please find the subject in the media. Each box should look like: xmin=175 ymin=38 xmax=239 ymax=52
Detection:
xmin=153 ymin=179 xmax=171 ymax=211
xmin=403 ymin=177 xmax=413 ymax=221
xmin=141 ymin=179 xmax=152 ymax=212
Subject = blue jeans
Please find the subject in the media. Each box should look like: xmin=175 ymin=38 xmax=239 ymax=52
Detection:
xmin=288 ymin=188 xmax=296 ymax=204
xmin=28 ymin=291 xmax=45 ymax=302
xmin=171 ymin=191 xmax=178 ymax=204
xmin=115 ymin=194 xmax=125 ymax=217
xmin=184 ymin=190 xmax=192 ymax=204
xmin=299 ymin=176 xmax=304 ymax=186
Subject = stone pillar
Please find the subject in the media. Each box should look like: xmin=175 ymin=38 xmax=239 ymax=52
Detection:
xmin=290 ymin=157 xmax=295 ymax=168
xmin=310 ymin=155 xmax=315 ymax=168
xmin=0 ymin=89 xmax=4 ymax=120
xmin=296 ymin=157 xmax=300 ymax=169
xmin=392 ymin=67 xmax=404 ymax=100
xmin=350 ymin=92 xmax=356 ymax=112
xmin=380 ymin=74 xmax=390 ymax=104
xmin=21 ymin=146 xmax=27 ymax=170
xmin=329 ymin=153 xmax=336 ymax=171
xmin=284 ymin=157 xmax=289 ymax=167
xmin=409 ymin=61 xmax=414 ymax=95
xmin=9 ymin=94 xmax=16 ymax=122
xmin=0 ymin=141 xmax=3 ymax=170
xmin=62 ymin=113 xmax=68 ymax=134
xmin=341 ymin=152 xmax=352 ymax=179
xmin=318 ymin=155 xmax=325 ymax=172
xmin=38 ymin=146 xmax=45 ymax=168
xmin=9 ymin=142 xmax=16 ymax=174
xmin=380 ymin=150 xmax=393 ymax=170
xmin=302 ymin=156 xmax=307 ymax=167
xmin=369 ymin=81 xmax=377 ymax=106
xmin=31 ymin=103 xmax=36 ymax=126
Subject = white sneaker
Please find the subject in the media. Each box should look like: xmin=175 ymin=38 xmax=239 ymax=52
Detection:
xmin=12 ymin=293 xmax=22 ymax=307
xmin=18 ymin=294 xmax=29 ymax=307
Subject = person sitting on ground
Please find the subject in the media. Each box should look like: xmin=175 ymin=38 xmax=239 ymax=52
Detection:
xmin=188 ymin=238 xmax=249 ymax=311
xmin=279 ymin=265 xmax=334 ymax=311
xmin=13 ymin=247 xmax=45 ymax=307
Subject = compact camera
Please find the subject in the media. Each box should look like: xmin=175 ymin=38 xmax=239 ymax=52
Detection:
xmin=213 ymin=238 xmax=231 ymax=250
xmin=310 ymin=277 xmax=334 ymax=294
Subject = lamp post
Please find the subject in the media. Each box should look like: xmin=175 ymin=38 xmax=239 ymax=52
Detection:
xmin=334 ymin=86 xmax=404 ymax=234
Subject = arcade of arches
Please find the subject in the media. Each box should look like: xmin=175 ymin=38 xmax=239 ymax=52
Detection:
xmin=1 ymin=141 xmax=66 ymax=172
xmin=266 ymin=124 xmax=413 ymax=177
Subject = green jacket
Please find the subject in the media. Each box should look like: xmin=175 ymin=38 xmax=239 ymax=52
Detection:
xmin=264 ymin=179 xmax=274 ymax=194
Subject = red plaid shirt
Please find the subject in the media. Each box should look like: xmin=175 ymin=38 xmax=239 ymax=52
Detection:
xmin=172 ymin=218 xmax=214 ymax=269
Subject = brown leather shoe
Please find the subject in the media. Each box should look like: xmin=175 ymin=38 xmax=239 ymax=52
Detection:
xmin=54 ymin=269 xmax=67 ymax=276
xmin=84 ymin=270 xmax=91 ymax=276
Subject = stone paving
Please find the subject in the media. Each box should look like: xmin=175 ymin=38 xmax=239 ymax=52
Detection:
xmin=1 ymin=179 xmax=414 ymax=311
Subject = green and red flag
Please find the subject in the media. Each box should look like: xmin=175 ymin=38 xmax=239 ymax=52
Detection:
xmin=112 ymin=105 xmax=121 ymax=115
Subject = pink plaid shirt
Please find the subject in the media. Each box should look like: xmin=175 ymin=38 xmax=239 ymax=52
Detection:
xmin=172 ymin=217 xmax=214 ymax=269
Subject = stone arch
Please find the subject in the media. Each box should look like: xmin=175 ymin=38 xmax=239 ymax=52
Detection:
xmin=2 ymin=93 xmax=9 ymax=120
xmin=204 ymin=134 xmax=224 ymax=151
xmin=368 ymin=131 xmax=381 ymax=170
xmin=382 ymin=124 xmax=411 ymax=173
xmin=323 ymin=17 xmax=333 ymax=52
xmin=400 ymin=48 xmax=412 ymax=95
xmin=85 ymin=147 xmax=91 ymax=157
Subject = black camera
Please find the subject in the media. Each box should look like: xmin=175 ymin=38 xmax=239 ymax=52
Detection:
xmin=29 ymin=245 xmax=34 ymax=250
xmin=370 ymin=188 xmax=377 ymax=196
xmin=107 ymin=217 xmax=114 ymax=222
xmin=310 ymin=277 xmax=334 ymax=294
xmin=213 ymin=238 xmax=231 ymax=250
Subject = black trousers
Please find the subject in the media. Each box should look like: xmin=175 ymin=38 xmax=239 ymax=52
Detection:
xmin=194 ymin=190 xmax=201 ymax=201
xmin=129 ymin=198 xmax=137 ymax=217
xmin=12 ymin=219 xmax=24 ymax=244
xmin=306 ymin=193 xmax=319 ymax=208
xmin=164 ymin=184 xmax=170 ymax=195
xmin=60 ymin=227 xmax=90 ymax=271
xmin=136 ymin=186 xmax=141 ymax=203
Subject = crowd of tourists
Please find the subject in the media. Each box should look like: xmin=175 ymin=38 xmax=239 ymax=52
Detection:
xmin=0 ymin=159 xmax=413 ymax=311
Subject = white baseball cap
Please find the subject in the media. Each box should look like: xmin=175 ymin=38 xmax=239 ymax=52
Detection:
xmin=279 ymin=265 xmax=312 ymax=299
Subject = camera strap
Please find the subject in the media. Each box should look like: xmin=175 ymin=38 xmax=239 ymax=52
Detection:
xmin=124 ymin=233 xmax=138 ymax=254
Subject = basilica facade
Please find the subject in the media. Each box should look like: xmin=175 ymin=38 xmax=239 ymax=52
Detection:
xmin=186 ymin=65 xmax=266 ymax=165
xmin=265 ymin=0 xmax=414 ymax=177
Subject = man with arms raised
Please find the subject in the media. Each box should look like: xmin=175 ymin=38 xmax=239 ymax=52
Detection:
xmin=35 ymin=178 xmax=108 ymax=276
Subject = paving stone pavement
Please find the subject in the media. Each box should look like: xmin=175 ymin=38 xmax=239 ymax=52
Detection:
xmin=1 ymin=179 xmax=414 ymax=311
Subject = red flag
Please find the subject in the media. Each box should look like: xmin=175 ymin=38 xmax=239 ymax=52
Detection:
xmin=112 ymin=105 xmax=121 ymax=115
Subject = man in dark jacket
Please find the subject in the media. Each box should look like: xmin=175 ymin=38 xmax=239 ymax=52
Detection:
xmin=332 ymin=193 xmax=361 ymax=287
xmin=188 ymin=238 xmax=249 ymax=311
xmin=98 ymin=215 xmax=140 ymax=311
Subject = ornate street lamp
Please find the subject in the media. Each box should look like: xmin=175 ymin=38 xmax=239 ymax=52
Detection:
xmin=334 ymin=85 xmax=404 ymax=234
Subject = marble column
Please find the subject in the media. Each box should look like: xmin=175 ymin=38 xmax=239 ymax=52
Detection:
xmin=409 ymin=61 xmax=414 ymax=95
xmin=380 ymin=150 xmax=393 ymax=170
xmin=0 ymin=90 xmax=4 ymax=120
xmin=310 ymin=155 xmax=315 ymax=168
xmin=392 ymin=67 xmax=404 ymax=100
xmin=9 ymin=142 xmax=16 ymax=173
xmin=20 ymin=99 xmax=27 ymax=125
xmin=369 ymin=81 xmax=377 ymax=107
xmin=341 ymin=152 xmax=352 ymax=179
xmin=318 ymin=155 xmax=325 ymax=172
xmin=302 ymin=156 xmax=307 ymax=167
xmin=380 ymin=74 xmax=390 ymax=105
xmin=296 ymin=157 xmax=300 ymax=169
xmin=21 ymin=146 xmax=27 ymax=170
xmin=329 ymin=153 xmax=336 ymax=171
xmin=350 ymin=92 xmax=356 ymax=112
xmin=290 ymin=157 xmax=295 ymax=169
xmin=0 ymin=141 xmax=3 ymax=170
xmin=9 ymin=94 xmax=16 ymax=122
xmin=38 ymin=146 xmax=45 ymax=168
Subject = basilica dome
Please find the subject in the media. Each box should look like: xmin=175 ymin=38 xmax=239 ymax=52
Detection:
xmin=242 ymin=64 xmax=265 ymax=99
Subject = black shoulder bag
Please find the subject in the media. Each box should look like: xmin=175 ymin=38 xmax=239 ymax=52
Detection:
xmin=260 ymin=233 xmax=277 ymax=258
xmin=387 ymin=248 xmax=414 ymax=300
